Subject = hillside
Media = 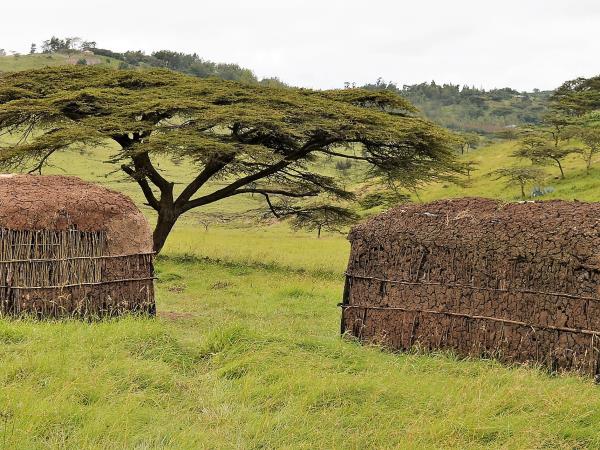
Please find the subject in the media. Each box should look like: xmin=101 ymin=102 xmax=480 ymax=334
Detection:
xmin=0 ymin=45 xmax=284 ymax=86
xmin=418 ymin=140 xmax=600 ymax=203
xmin=0 ymin=138 xmax=598 ymax=447
xmin=361 ymin=79 xmax=551 ymax=134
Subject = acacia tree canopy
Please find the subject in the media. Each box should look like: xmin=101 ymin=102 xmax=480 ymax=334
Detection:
xmin=490 ymin=167 xmax=546 ymax=199
xmin=551 ymin=75 xmax=600 ymax=116
xmin=0 ymin=66 xmax=461 ymax=252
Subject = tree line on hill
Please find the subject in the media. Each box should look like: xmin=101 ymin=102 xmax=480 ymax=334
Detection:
xmin=4 ymin=36 xmax=287 ymax=87
xmin=489 ymin=77 xmax=600 ymax=198
xmin=48 ymin=36 xmax=287 ymax=86
xmin=359 ymin=78 xmax=551 ymax=134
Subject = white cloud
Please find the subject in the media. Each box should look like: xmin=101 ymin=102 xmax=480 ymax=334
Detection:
xmin=1 ymin=0 xmax=598 ymax=91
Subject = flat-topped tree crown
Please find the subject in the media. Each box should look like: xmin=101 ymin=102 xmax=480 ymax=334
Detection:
xmin=0 ymin=66 xmax=461 ymax=252
xmin=551 ymin=75 xmax=600 ymax=116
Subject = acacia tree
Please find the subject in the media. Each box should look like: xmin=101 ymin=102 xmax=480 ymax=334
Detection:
xmin=490 ymin=167 xmax=546 ymax=199
xmin=512 ymin=133 xmax=572 ymax=179
xmin=551 ymin=76 xmax=600 ymax=116
xmin=569 ymin=122 xmax=600 ymax=174
xmin=0 ymin=66 xmax=460 ymax=252
xmin=551 ymin=76 xmax=600 ymax=174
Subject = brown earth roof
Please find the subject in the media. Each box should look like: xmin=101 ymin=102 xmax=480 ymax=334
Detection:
xmin=0 ymin=174 xmax=152 ymax=255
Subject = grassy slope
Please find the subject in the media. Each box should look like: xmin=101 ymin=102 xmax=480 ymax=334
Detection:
xmin=418 ymin=140 xmax=600 ymax=203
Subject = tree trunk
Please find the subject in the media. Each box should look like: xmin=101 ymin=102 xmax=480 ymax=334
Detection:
xmin=555 ymin=159 xmax=565 ymax=179
xmin=153 ymin=207 xmax=179 ymax=253
xmin=317 ymin=225 xmax=322 ymax=239
xmin=520 ymin=182 xmax=526 ymax=200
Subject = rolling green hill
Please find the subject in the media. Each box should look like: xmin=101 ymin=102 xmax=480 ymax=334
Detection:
xmin=362 ymin=79 xmax=551 ymax=134
xmin=418 ymin=140 xmax=600 ymax=203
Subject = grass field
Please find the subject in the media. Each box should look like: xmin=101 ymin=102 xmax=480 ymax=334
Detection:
xmin=2 ymin=249 xmax=600 ymax=448
xmin=418 ymin=140 xmax=600 ymax=203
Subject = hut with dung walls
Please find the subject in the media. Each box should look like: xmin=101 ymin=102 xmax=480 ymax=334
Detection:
xmin=0 ymin=174 xmax=155 ymax=317
xmin=341 ymin=198 xmax=600 ymax=375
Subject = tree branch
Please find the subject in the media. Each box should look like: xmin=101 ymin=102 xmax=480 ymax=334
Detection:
xmin=179 ymin=139 xmax=338 ymax=213
xmin=319 ymin=148 xmax=369 ymax=161
xmin=233 ymin=188 xmax=319 ymax=198
xmin=262 ymin=193 xmax=280 ymax=218
xmin=121 ymin=164 xmax=161 ymax=210
xmin=131 ymin=152 xmax=173 ymax=194
xmin=27 ymin=148 xmax=57 ymax=175
xmin=174 ymin=153 xmax=236 ymax=209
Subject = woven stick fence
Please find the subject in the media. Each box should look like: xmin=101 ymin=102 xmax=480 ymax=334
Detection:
xmin=0 ymin=228 xmax=155 ymax=318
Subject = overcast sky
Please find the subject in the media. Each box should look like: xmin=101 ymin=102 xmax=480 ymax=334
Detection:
xmin=2 ymin=0 xmax=599 ymax=91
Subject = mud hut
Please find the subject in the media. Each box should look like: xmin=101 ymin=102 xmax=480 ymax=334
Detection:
xmin=341 ymin=198 xmax=600 ymax=375
xmin=0 ymin=174 xmax=155 ymax=317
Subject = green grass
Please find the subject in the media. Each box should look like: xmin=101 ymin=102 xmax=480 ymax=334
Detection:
xmin=165 ymin=225 xmax=349 ymax=275
xmin=1 ymin=257 xmax=600 ymax=448
xmin=417 ymin=140 xmax=600 ymax=203
xmin=2 ymin=138 xmax=600 ymax=447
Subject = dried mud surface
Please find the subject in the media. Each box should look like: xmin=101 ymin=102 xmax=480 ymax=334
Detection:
xmin=0 ymin=174 xmax=152 ymax=254
xmin=342 ymin=198 xmax=600 ymax=374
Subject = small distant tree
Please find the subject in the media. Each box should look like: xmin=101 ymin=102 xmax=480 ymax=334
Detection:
xmin=490 ymin=167 xmax=546 ymax=199
xmin=42 ymin=36 xmax=62 ymax=53
xmin=289 ymin=204 xmax=359 ymax=238
xmin=464 ymin=160 xmax=479 ymax=183
xmin=81 ymin=41 xmax=97 ymax=51
xmin=458 ymin=132 xmax=479 ymax=154
xmin=542 ymin=113 xmax=571 ymax=149
xmin=195 ymin=211 xmax=233 ymax=231
xmin=29 ymin=43 xmax=37 ymax=54
xmin=64 ymin=37 xmax=81 ymax=55
xmin=0 ymin=49 xmax=6 ymax=57
xmin=495 ymin=127 xmax=519 ymax=140
xmin=41 ymin=36 xmax=81 ymax=54
xmin=570 ymin=124 xmax=600 ymax=174
xmin=513 ymin=133 xmax=573 ymax=179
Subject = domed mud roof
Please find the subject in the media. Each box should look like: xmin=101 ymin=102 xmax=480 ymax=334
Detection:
xmin=0 ymin=174 xmax=152 ymax=254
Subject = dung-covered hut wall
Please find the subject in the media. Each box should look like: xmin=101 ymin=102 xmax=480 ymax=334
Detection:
xmin=341 ymin=198 xmax=600 ymax=375
xmin=0 ymin=174 xmax=155 ymax=317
